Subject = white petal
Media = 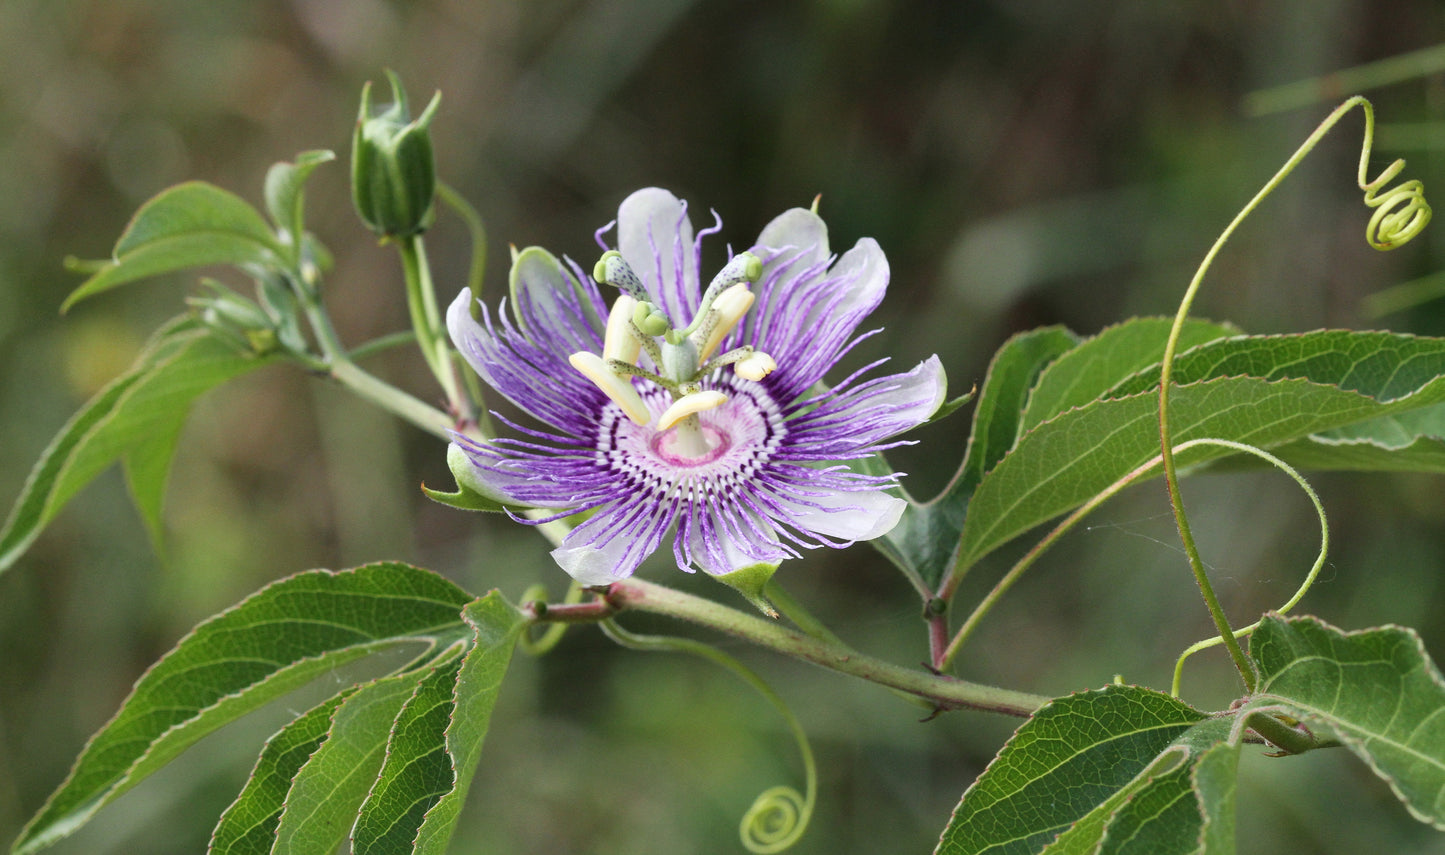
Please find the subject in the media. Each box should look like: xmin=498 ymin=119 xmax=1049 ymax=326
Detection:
xmin=552 ymin=530 xmax=638 ymax=586
xmin=826 ymin=236 xmax=889 ymax=320
xmin=756 ymin=206 xmax=830 ymax=265
xmin=617 ymin=188 xmax=697 ymax=325
xmin=780 ymin=489 xmax=905 ymax=542
xmin=689 ymin=507 xmax=788 ymax=576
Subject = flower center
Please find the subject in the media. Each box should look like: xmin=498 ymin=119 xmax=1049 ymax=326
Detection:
xmin=566 ymin=247 xmax=778 ymax=432
xmin=653 ymin=424 xmax=731 ymax=466
xmin=598 ymin=379 xmax=785 ymax=496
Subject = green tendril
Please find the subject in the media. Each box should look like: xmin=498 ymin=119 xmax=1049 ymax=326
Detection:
xmin=518 ymin=581 xmax=583 ymax=656
xmin=1157 ymin=95 xmax=1428 ymax=694
xmin=599 ymin=619 xmax=817 ymax=854
xmin=1168 ymin=439 xmax=1328 ymax=698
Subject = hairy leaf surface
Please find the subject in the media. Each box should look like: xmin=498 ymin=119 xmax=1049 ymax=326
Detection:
xmin=1251 ymin=614 xmax=1445 ymax=828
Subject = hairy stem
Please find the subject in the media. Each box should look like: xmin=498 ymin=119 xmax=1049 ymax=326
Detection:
xmin=591 ymin=578 xmax=1050 ymax=717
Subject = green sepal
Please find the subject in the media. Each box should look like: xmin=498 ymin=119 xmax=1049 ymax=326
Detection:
xmin=421 ymin=443 xmax=513 ymax=512
xmin=712 ymin=562 xmax=781 ymax=618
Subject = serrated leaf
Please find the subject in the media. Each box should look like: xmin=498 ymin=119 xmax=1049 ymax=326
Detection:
xmin=935 ymin=685 xmax=1207 ymax=855
xmin=1107 ymin=330 xmax=1445 ymax=400
xmin=263 ymin=150 xmax=336 ymax=258
xmin=878 ymin=327 xmax=1078 ymax=589
xmin=1192 ymin=741 xmax=1239 ymax=855
xmin=270 ymin=669 xmax=435 ymax=855
xmin=957 ymin=330 xmax=1445 ymax=574
xmin=1250 ymin=614 xmax=1445 ymax=828
xmin=412 ymin=593 xmax=528 ymax=854
xmin=1020 ymin=317 xmax=1238 ymax=433
xmin=208 ymin=692 xmax=351 ymax=855
xmin=0 ymin=318 xmax=276 ymax=575
xmin=353 ymin=656 xmax=467 ymax=854
xmin=11 ymin=562 xmax=473 ymax=855
xmin=62 ymin=181 xmax=284 ymax=311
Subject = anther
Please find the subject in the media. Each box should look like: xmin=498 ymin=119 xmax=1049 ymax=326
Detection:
xmin=693 ymin=283 xmax=755 ymax=362
xmin=657 ymin=390 xmax=728 ymax=430
xmin=734 ymin=350 xmax=777 ymax=381
xmin=568 ymin=351 xmax=651 ymax=425
xmin=603 ymin=295 xmax=641 ymax=365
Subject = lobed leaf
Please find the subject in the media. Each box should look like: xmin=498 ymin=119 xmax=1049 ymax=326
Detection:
xmin=957 ymin=354 xmax=1445 ymax=574
xmin=935 ymin=685 xmax=1208 ymax=855
xmin=0 ymin=318 xmax=276 ymax=575
xmin=11 ymin=562 xmax=473 ymax=855
xmin=353 ymin=657 xmax=468 ymax=854
xmin=270 ymin=669 xmax=435 ymax=855
xmin=411 ymin=593 xmax=528 ymax=854
xmin=208 ymin=692 xmax=351 ymax=855
xmin=62 ymin=182 xmax=285 ymax=311
xmin=1250 ymin=614 xmax=1445 ymax=828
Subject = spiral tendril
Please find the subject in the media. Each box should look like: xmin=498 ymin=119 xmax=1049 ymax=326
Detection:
xmin=1361 ymin=158 xmax=1431 ymax=249
xmin=740 ymin=785 xmax=812 ymax=854
xmin=599 ymin=619 xmax=817 ymax=854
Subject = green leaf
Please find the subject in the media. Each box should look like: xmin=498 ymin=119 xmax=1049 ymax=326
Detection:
xmin=1264 ymin=403 xmax=1445 ymax=473
xmin=270 ymin=669 xmax=434 ymax=855
xmin=878 ymin=327 xmax=1078 ymax=590
xmin=1020 ymin=317 xmax=1238 ymax=433
xmin=1250 ymin=614 xmax=1445 ymax=828
xmin=935 ymin=685 xmax=1207 ymax=855
xmin=1192 ymin=741 xmax=1240 ymax=855
xmin=957 ymin=331 xmax=1445 ymax=574
xmin=208 ymin=692 xmax=351 ymax=855
xmin=11 ymin=562 xmax=473 ymax=855
xmin=353 ymin=657 xmax=467 ymax=854
xmin=62 ymin=182 xmax=285 ymax=311
xmin=263 ymin=150 xmax=336 ymax=258
xmin=0 ymin=318 xmax=277 ymax=575
xmin=1107 ymin=329 xmax=1445 ymax=399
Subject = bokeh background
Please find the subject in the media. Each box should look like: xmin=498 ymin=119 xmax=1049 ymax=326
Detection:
xmin=3 ymin=1 xmax=1445 ymax=853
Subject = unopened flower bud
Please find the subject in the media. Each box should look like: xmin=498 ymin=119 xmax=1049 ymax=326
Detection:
xmin=351 ymin=70 xmax=440 ymax=238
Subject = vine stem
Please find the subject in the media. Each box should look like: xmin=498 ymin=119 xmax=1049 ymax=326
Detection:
xmin=398 ymin=234 xmax=468 ymax=420
xmin=590 ymin=578 xmax=1050 ymax=717
xmin=1157 ymin=95 xmax=1390 ymax=695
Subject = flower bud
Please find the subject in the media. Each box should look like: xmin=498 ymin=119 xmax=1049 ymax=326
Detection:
xmin=351 ymin=70 xmax=440 ymax=238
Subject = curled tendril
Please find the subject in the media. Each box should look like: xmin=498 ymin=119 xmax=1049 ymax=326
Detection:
xmin=740 ymin=786 xmax=811 ymax=854
xmin=599 ymin=619 xmax=817 ymax=854
xmin=1360 ymin=151 xmax=1431 ymax=250
xmin=518 ymin=580 xmax=583 ymax=656
xmin=1167 ymin=439 xmax=1329 ymax=697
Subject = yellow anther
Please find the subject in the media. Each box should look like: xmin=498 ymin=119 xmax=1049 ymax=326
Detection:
xmin=657 ymin=390 xmax=727 ymax=430
xmin=694 ymin=283 xmax=755 ymax=362
xmin=603 ymin=295 xmax=641 ymax=365
xmin=734 ymin=351 xmax=777 ymax=381
xmin=568 ymin=351 xmax=651 ymax=426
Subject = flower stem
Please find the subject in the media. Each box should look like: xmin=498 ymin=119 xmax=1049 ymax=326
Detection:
xmin=398 ymin=234 xmax=468 ymax=420
xmin=600 ymin=578 xmax=1049 ymax=716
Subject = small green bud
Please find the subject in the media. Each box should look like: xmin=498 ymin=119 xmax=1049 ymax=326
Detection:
xmin=351 ymin=70 xmax=440 ymax=238
xmin=189 ymin=284 xmax=278 ymax=355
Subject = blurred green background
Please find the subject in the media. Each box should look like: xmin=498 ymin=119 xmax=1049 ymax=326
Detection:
xmin=3 ymin=1 xmax=1445 ymax=852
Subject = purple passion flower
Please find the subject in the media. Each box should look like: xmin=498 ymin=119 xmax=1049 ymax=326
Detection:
xmin=447 ymin=188 xmax=946 ymax=586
